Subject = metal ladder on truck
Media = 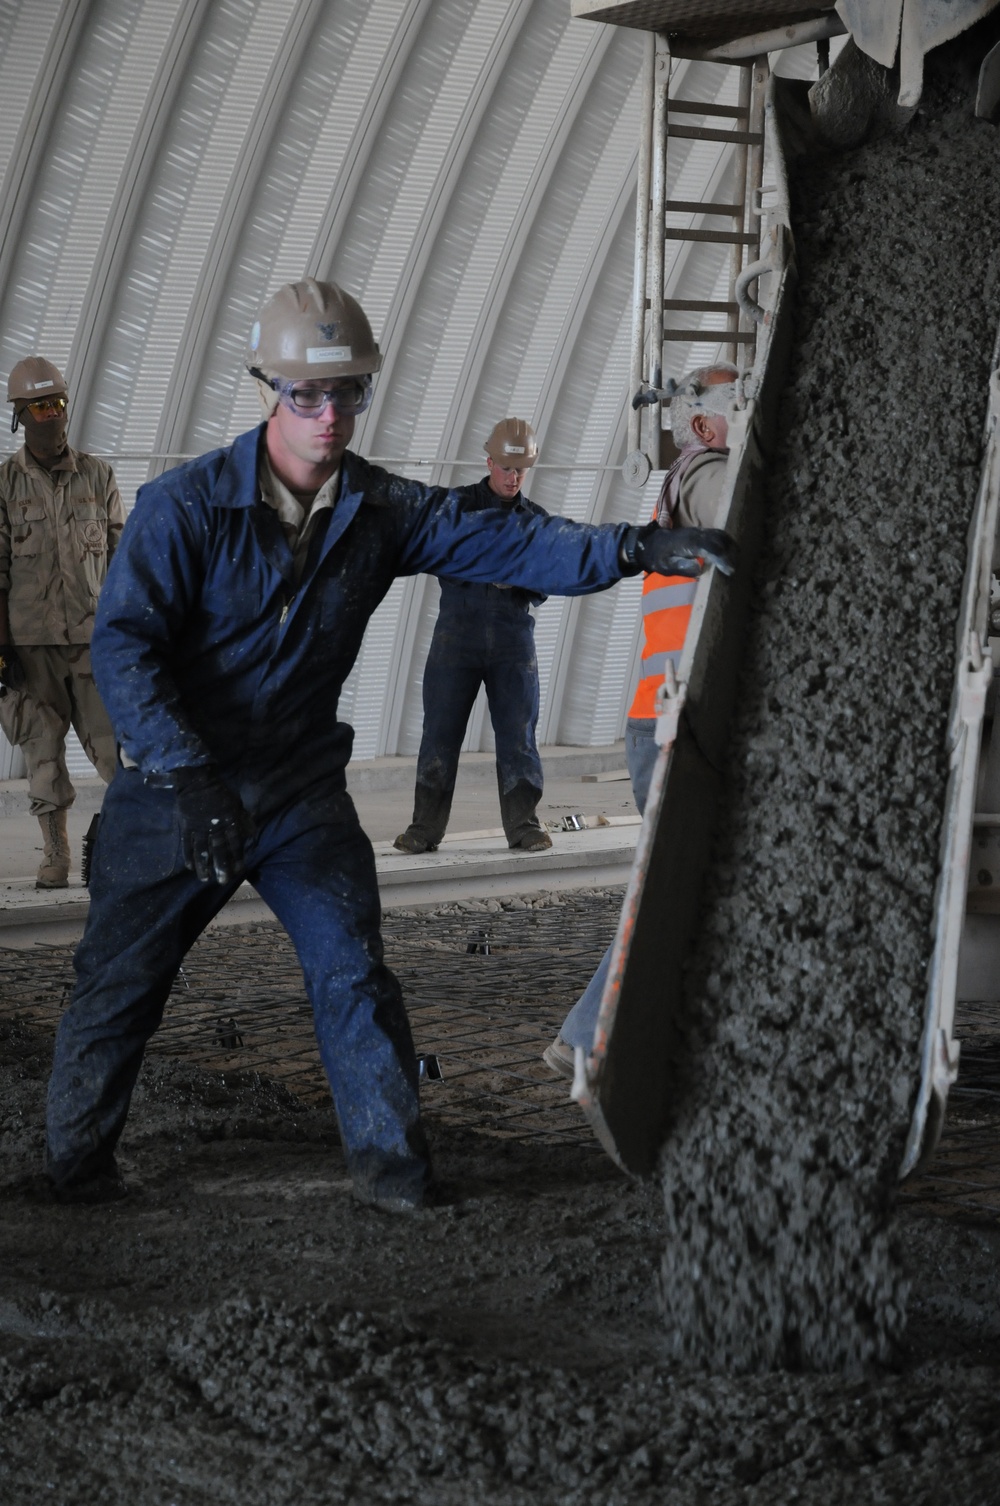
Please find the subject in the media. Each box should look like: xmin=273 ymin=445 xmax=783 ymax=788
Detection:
xmin=625 ymin=35 xmax=769 ymax=485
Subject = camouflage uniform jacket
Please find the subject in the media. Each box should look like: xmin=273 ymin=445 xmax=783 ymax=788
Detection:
xmin=0 ymin=445 xmax=126 ymax=645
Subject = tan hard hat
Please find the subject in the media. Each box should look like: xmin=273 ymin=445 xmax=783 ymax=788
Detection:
xmin=246 ymin=278 xmax=382 ymax=381
xmin=484 ymin=418 xmax=538 ymax=467
xmin=7 ymin=356 xmax=68 ymax=405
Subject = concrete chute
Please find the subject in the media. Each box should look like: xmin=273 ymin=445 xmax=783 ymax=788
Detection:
xmin=570 ymin=0 xmax=1000 ymax=1367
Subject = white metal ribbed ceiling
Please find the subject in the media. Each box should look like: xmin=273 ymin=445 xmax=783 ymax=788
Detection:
xmin=0 ymin=0 xmax=820 ymax=765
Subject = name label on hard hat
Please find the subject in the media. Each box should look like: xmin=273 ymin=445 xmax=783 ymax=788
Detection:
xmin=307 ymin=346 xmax=351 ymax=363
xmin=504 ymin=444 xmax=525 ymax=454
xmin=29 ymin=379 xmax=55 ymax=390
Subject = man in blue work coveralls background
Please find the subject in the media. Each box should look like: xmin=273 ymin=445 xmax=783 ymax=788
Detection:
xmin=394 ymin=416 xmax=553 ymax=856
xmin=43 ymin=277 xmax=734 ymax=1213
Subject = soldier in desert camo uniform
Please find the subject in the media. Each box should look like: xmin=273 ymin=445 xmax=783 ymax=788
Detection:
xmin=0 ymin=357 xmax=125 ymax=887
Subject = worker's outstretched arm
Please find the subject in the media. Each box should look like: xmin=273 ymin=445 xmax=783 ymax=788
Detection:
xmin=618 ymin=522 xmax=737 ymax=579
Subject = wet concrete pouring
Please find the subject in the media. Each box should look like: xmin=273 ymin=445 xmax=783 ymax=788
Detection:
xmin=651 ymin=29 xmax=1000 ymax=1385
xmin=5 ymin=37 xmax=1000 ymax=1506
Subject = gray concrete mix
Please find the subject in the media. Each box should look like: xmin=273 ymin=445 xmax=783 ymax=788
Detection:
xmin=657 ymin=34 xmax=1000 ymax=1371
xmin=1 ymin=907 xmax=999 ymax=1504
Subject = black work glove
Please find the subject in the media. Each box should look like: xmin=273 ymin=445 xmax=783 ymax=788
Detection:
xmin=619 ymin=523 xmax=737 ymax=579
xmin=0 ymin=644 xmax=26 ymax=691
xmin=173 ymin=767 xmax=255 ymax=885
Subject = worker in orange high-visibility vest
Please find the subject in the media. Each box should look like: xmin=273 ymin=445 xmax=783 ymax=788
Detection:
xmin=543 ymin=363 xmax=736 ymax=1078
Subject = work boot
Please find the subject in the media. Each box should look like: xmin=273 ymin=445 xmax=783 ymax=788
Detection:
xmin=512 ymin=827 xmax=552 ymax=852
xmin=51 ymin=1164 xmax=129 ymax=1206
xmin=542 ymin=1036 xmax=575 ymax=1080
xmin=501 ymin=779 xmax=551 ymax=851
xmin=353 ymin=1185 xmax=428 ymax=1215
xmin=393 ymin=828 xmax=438 ymax=854
xmin=352 ymin=1176 xmax=455 ymax=1216
xmin=36 ymin=809 xmax=70 ymax=889
xmin=393 ymin=781 xmax=451 ymax=854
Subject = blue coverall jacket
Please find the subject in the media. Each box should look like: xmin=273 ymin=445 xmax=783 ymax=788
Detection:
xmin=94 ymin=430 xmax=622 ymax=811
xmin=45 ymin=424 xmax=628 ymax=1206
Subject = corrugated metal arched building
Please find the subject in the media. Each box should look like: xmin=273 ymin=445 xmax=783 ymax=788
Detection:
xmin=0 ymin=0 xmax=818 ymax=777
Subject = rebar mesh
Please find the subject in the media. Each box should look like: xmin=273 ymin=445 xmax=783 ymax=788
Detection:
xmin=0 ymin=892 xmax=627 ymax=1149
xmin=2 ymin=892 xmax=999 ymax=1207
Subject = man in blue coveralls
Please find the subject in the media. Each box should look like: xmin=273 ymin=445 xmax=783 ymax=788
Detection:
xmin=44 ymin=278 xmax=734 ymax=1212
xmin=394 ymin=417 xmax=552 ymax=856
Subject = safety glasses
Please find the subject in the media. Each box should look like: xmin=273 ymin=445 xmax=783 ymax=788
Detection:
xmin=252 ymin=369 xmax=373 ymax=418
xmin=24 ymin=395 xmax=67 ymax=419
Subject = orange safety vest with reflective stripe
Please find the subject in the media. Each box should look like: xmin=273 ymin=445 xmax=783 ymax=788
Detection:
xmin=627 ymin=447 xmax=711 ymax=719
xmin=628 ymin=571 xmax=699 ymax=717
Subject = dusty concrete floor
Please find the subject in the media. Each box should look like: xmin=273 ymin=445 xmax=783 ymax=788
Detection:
xmin=1 ymin=900 xmax=1000 ymax=1504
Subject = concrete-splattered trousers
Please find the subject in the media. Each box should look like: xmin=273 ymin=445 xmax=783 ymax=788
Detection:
xmin=45 ymin=769 xmax=428 ymax=1204
xmin=0 ymin=644 xmax=117 ymax=814
xmin=411 ymin=583 xmax=544 ymax=846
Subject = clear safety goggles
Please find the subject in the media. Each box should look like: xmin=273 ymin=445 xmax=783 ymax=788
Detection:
xmin=252 ymin=369 xmax=373 ymax=418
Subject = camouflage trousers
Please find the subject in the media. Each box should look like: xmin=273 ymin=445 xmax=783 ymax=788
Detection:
xmin=0 ymin=644 xmax=117 ymax=815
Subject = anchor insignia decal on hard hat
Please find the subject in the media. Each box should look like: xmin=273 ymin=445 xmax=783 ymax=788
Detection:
xmin=317 ymin=322 xmax=338 ymax=341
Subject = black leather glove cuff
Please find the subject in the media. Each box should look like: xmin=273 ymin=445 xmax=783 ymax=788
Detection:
xmin=172 ymin=765 xmax=225 ymax=796
xmin=621 ymin=523 xmax=737 ymax=580
xmin=618 ymin=520 xmax=699 ymax=578
xmin=618 ymin=523 xmax=654 ymax=576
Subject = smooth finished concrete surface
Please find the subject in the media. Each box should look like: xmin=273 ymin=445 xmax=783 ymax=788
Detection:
xmin=0 ymin=745 xmax=639 ymax=947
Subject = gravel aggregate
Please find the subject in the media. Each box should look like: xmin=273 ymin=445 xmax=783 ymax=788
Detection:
xmin=658 ymin=36 xmax=1000 ymax=1371
xmin=1 ymin=891 xmax=999 ymax=1501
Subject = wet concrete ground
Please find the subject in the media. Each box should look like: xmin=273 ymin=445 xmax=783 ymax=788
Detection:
xmin=1 ymin=901 xmax=999 ymax=1503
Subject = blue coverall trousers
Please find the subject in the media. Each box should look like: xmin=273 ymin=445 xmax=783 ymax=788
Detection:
xmin=45 ymin=769 xmax=428 ymax=1204
xmin=409 ymin=585 xmax=545 ymax=846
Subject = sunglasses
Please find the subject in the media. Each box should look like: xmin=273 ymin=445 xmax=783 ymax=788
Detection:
xmin=24 ymin=395 xmax=67 ymax=418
